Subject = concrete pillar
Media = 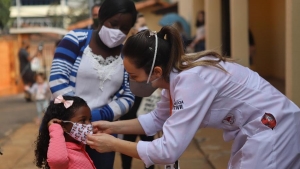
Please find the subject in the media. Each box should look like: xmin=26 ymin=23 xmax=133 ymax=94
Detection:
xmin=205 ymin=0 xmax=222 ymax=53
xmin=178 ymin=0 xmax=204 ymax=37
xmin=178 ymin=0 xmax=193 ymax=23
xmin=230 ymin=0 xmax=249 ymax=67
xmin=285 ymin=0 xmax=300 ymax=106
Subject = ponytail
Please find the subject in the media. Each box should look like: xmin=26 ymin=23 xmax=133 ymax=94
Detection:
xmin=157 ymin=26 xmax=185 ymax=81
xmin=157 ymin=26 xmax=229 ymax=80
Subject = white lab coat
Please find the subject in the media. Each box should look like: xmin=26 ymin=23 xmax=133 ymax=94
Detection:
xmin=137 ymin=56 xmax=300 ymax=168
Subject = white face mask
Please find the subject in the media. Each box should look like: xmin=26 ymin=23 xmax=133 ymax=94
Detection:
xmin=63 ymin=121 xmax=93 ymax=144
xmin=98 ymin=25 xmax=127 ymax=48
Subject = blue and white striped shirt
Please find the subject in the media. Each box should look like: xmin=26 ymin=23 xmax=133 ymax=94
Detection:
xmin=49 ymin=29 xmax=134 ymax=121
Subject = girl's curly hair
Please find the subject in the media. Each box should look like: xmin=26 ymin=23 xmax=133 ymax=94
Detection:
xmin=34 ymin=96 xmax=88 ymax=169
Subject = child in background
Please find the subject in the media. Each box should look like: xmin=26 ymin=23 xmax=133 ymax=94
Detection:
xmin=25 ymin=73 xmax=50 ymax=124
xmin=34 ymin=95 xmax=95 ymax=169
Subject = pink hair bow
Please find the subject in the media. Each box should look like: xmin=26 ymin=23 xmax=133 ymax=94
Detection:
xmin=54 ymin=95 xmax=74 ymax=108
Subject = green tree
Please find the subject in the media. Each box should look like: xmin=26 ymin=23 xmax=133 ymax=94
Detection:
xmin=0 ymin=0 xmax=10 ymax=29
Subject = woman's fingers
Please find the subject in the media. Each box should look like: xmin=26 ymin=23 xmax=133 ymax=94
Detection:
xmin=86 ymin=139 xmax=94 ymax=146
xmin=87 ymin=133 xmax=103 ymax=143
xmin=93 ymin=127 xmax=100 ymax=134
xmin=91 ymin=121 xmax=112 ymax=134
xmin=91 ymin=121 xmax=101 ymax=126
xmin=86 ymin=133 xmax=115 ymax=153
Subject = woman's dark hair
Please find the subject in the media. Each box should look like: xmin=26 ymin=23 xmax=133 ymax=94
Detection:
xmin=123 ymin=25 xmax=228 ymax=82
xmin=196 ymin=10 xmax=205 ymax=27
xmin=98 ymin=0 xmax=137 ymax=27
xmin=34 ymin=96 xmax=88 ymax=169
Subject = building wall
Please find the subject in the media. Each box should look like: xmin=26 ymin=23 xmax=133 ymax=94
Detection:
xmin=0 ymin=38 xmax=21 ymax=96
xmin=179 ymin=0 xmax=204 ymax=37
xmin=249 ymin=0 xmax=285 ymax=79
xmin=139 ymin=6 xmax=164 ymax=32
xmin=270 ymin=0 xmax=286 ymax=80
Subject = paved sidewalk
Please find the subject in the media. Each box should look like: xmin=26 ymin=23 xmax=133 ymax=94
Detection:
xmin=0 ymin=121 xmax=231 ymax=169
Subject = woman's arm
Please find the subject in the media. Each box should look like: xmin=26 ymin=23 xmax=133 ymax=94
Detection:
xmin=189 ymin=26 xmax=205 ymax=48
xmin=49 ymin=30 xmax=80 ymax=97
xmin=137 ymin=73 xmax=218 ymax=167
xmin=88 ymin=119 xmax=145 ymax=158
xmin=47 ymin=124 xmax=69 ymax=169
xmin=91 ymin=71 xmax=135 ymax=122
xmin=92 ymin=118 xmax=146 ymax=135
xmin=87 ymin=133 xmax=140 ymax=159
xmin=27 ymin=83 xmax=37 ymax=95
xmin=189 ymin=35 xmax=205 ymax=48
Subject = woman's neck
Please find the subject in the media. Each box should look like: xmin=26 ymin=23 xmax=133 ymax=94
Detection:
xmin=90 ymin=30 xmax=122 ymax=58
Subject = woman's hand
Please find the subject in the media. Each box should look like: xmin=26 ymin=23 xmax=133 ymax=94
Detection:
xmin=92 ymin=121 xmax=114 ymax=134
xmin=48 ymin=118 xmax=62 ymax=128
xmin=86 ymin=133 xmax=117 ymax=153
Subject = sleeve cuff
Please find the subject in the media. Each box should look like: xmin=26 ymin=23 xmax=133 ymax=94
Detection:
xmin=137 ymin=141 xmax=155 ymax=168
xmin=138 ymin=113 xmax=157 ymax=136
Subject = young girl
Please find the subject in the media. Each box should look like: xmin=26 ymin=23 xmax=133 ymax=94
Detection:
xmin=35 ymin=95 xmax=95 ymax=169
xmin=25 ymin=73 xmax=50 ymax=124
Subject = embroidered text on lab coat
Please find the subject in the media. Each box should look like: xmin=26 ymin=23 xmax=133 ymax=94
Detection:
xmin=173 ymin=99 xmax=184 ymax=110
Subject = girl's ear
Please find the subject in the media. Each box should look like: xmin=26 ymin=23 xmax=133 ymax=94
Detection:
xmin=61 ymin=123 xmax=72 ymax=133
xmin=62 ymin=127 xmax=68 ymax=133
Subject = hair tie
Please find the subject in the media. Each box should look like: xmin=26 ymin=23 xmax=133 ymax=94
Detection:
xmin=54 ymin=95 xmax=74 ymax=109
xmin=157 ymin=31 xmax=165 ymax=39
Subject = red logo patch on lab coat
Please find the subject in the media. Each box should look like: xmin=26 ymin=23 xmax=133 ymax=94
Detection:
xmin=222 ymin=113 xmax=235 ymax=125
xmin=261 ymin=113 xmax=276 ymax=129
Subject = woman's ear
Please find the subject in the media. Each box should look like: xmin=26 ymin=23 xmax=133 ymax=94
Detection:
xmin=153 ymin=66 xmax=162 ymax=77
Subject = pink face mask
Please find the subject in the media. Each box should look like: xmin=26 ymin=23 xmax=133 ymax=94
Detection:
xmin=63 ymin=121 xmax=93 ymax=144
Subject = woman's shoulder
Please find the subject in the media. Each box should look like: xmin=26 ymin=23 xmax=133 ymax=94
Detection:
xmin=65 ymin=29 xmax=92 ymax=40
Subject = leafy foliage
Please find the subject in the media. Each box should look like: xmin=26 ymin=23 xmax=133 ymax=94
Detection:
xmin=0 ymin=0 xmax=10 ymax=29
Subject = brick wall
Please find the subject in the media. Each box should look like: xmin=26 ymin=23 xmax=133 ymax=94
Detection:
xmin=0 ymin=38 xmax=21 ymax=96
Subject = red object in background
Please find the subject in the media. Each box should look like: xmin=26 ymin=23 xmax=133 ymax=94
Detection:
xmin=261 ymin=113 xmax=277 ymax=129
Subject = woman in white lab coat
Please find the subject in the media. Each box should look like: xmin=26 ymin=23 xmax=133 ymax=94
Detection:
xmin=86 ymin=26 xmax=300 ymax=169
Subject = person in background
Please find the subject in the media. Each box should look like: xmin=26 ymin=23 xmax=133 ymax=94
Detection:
xmin=187 ymin=10 xmax=205 ymax=52
xmin=120 ymin=91 xmax=161 ymax=169
xmin=172 ymin=21 xmax=191 ymax=50
xmin=18 ymin=40 xmax=39 ymax=101
xmin=249 ymin=30 xmax=256 ymax=66
xmin=88 ymin=3 xmax=102 ymax=30
xmin=128 ymin=13 xmax=148 ymax=36
xmin=30 ymin=45 xmax=44 ymax=75
xmin=49 ymin=0 xmax=137 ymax=168
xmin=25 ymin=73 xmax=50 ymax=125
xmin=119 ymin=96 xmax=155 ymax=169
